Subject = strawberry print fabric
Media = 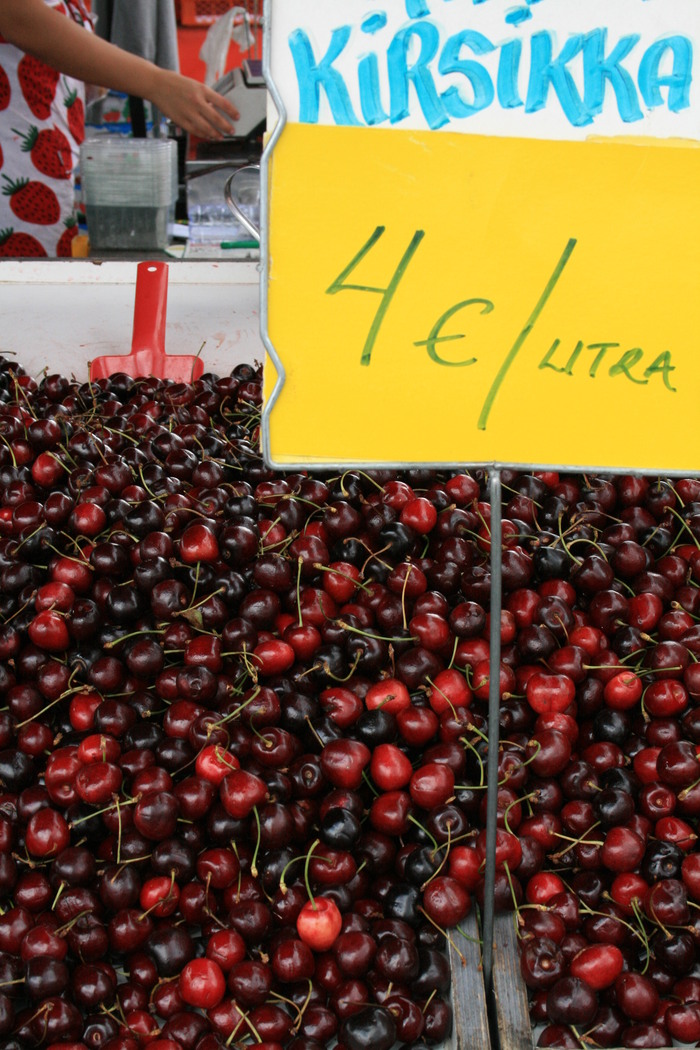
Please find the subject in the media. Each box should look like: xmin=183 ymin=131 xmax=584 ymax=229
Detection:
xmin=0 ymin=0 xmax=92 ymax=257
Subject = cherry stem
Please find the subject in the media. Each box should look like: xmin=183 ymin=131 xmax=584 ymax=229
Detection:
xmin=418 ymin=908 xmax=467 ymax=967
xmin=678 ymin=775 xmax=700 ymax=800
xmin=549 ymin=823 xmax=603 ymax=860
xmin=313 ymin=562 xmax=371 ymax=593
xmin=250 ymin=805 xmax=261 ymax=879
xmin=503 ymin=860 xmax=522 ymax=919
xmin=421 ymin=822 xmax=451 ymax=888
xmin=400 ymin=565 xmax=412 ymax=631
xmin=426 ymin=675 xmax=459 ymax=721
xmin=51 ymin=881 xmax=66 ymax=911
xmin=361 ymin=769 xmax=380 ymax=799
xmin=407 ymin=814 xmax=439 ymax=855
xmin=115 ymin=794 xmax=124 ymax=865
xmin=503 ymin=792 xmax=537 ymax=837
xmin=630 ymin=898 xmax=652 ymax=973
xmin=69 ymin=794 xmax=139 ymax=829
xmin=322 ymin=649 xmax=363 ymax=683
xmin=457 ymin=736 xmax=485 ymax=788
xmin=16 ymin=685 xmax=83 ymax=728
xmin=304 ymin=838 xmax=320 ymax=910
xmin=446 ymin=635 xmax=460 ymax=671
xmin=213 ymin=685 xmax=261 ymax=727
xmin=337 ymin=620 xmax=414 ymax=644
xmin=295 ymin=555 xmax=303 ymax=628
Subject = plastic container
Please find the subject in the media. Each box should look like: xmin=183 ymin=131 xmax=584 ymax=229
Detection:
xmin=80 ymin=138 xmax=178 ymax=250
xmin=187 ymin=162 xmax=259 ymax=244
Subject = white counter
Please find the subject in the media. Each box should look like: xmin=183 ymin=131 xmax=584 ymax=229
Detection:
xmin=0 ymin=260 xmax=264 ymax=381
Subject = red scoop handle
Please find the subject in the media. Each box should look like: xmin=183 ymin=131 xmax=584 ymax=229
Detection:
xmin=89 ymin=260 xmax=204 ymax=382
xmin=131 ymin=260 xmax=168 ymax=360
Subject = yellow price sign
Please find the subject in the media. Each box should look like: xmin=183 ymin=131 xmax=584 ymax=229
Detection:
xmin=262 ymin=0 xmax=700 ymax=471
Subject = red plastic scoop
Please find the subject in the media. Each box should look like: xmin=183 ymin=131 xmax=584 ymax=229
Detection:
xmin=89 ymin=261 xmax=204 ymax=383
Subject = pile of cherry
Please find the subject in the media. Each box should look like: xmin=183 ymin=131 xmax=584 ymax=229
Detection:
xmin=0 ymin=357 xmax=700 ymax=1050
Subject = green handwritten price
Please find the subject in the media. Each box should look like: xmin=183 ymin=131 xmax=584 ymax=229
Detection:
xmin=326 ymin=228 xmax=676 ymax=432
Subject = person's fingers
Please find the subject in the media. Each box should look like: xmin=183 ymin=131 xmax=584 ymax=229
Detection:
xmin=206 ymin=89 xmax=239 ymax=121
xmin=203 ymin=104 xmax=236 ymax=137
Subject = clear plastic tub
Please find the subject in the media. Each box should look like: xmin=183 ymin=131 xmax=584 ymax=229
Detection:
xmin=81 ymin=138 xmax=178 ymax=249
xmin=84 ymin=202 xmax=175 ymax=250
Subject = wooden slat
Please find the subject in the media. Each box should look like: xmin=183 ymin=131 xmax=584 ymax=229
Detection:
xmin=490 ymin=912 xmax=532 ymax=1050
xmin=449 ymin=910 xmax=491 ymax=1050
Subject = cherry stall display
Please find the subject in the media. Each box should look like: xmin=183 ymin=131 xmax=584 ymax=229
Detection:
xmin=0 ymin=358 xmax=496 ymax=1050
xmin=2 ymin=357 xmax=700 ymax=1050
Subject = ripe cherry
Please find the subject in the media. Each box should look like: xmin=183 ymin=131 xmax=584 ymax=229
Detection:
xmin=179 ymin=958 xmax=226 ymax=1010
xmin=297 ymin=896 xmax=342 ymax=951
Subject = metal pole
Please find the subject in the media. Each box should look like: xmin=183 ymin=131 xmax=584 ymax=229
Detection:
xmin=481 ymin=467 xmax=502 ymax=994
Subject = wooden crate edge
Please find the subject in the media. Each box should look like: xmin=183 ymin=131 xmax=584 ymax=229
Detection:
xmin=449 ymin=910 xmax=491 ymax=1050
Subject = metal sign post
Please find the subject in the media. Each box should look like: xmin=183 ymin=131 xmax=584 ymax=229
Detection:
xmin=481 ymin=469 xmax=502 ymax=994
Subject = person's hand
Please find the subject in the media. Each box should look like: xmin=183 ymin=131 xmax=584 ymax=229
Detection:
xmin=151 ymin=70 xmax=240 ymax=139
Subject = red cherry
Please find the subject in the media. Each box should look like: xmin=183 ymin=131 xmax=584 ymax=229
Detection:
xmin=382 ymin=480 xmax=415 ymax=508
xmin=633 ymin=747 xmax=661 ymax=784
xmin=179 ymin=958 xmax=226 ymax=1009
xmin=615 ymin=972 xmax=660 ymax=1022
xmin=28 ymin=610 xmax=70 ymax=652
xmin=365 ymin=678 xmax=411 ymax=715
xmin=35 ymin=582 xmax=75 ymax=613
xmin=655 ymin=815 xmax=697 ymax=851
xmin=51 ymin=555 xmax=93 ymax=594
xmin=69 ymin=502 xmax=107 ymax=536
xmin=569 ymin=944 xmax=624 ymax=990
xmin=252 ymin=639 xmax=295 ymax=676
xmin=428 ymin=668 xmax=472 ymax=715
xmin=526 ymin=872 xmax=565 ymax=905
xmin=644 ymin=680 xmax=688 ymax=719
xmin=409 ymin=762 xmax=454 ymax=809
xmin=78 ymin=733 xmax=121 ymax=765
xmin=396 ymin=705 xmax=439 ymax=746
xmin=609 ymin=872 xmax=649 ymax=915
xmin=370 ymin=743 xmax=413 ymax=791
xmin=25 ymin=809 xmax=69 ymax=858
xmin=400 ymin=497 xmax=438 ymax=534
xmin=75 ymin=762 xmax=122 ymax=805
xmin=526 ymin=673 xmax=576 ymax=715
xmin=296 ymin=897 xmax=342 ymax=951
xmin=409 ymin=612 xmax=451 ymax=652
xmin=319 ymin=687 xmax=363 ymax=729
xmin=369 ymin=790 xmax=412 ymax=835
xmin=195 ymin=744 xmax=239 ymax=785
xmin=283 ymin=623 xmax=322 ymax=661
xmin=448 ymin=845 xmax=482 ymax=890
xmin=472 ymin=660 xmax=516 ymax=701
xmin=601 ymin=827 xmax=645 ymax=873
xmin=205 ymin=929 xmax=246 ymax=972
xmin=445 ymin=474 xmax=479 ymax=505
xmin=219 ymin=769 xmax=267 ymax=818
xmin=180 ymin=523 xmax=220 ymax=564
xmin=320 ymin=739 xmax=371 ymax=790
xmin=321 ymin=562 xmax=362 ymax=602
xmin=603 ymin=671 xmax=643 ymax=711
xmin=139 ymin=876 xmax=180 ymax=918
xmin=421 ymin=876 xmax=470 ymax=926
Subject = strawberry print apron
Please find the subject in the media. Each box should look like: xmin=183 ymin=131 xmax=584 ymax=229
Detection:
xmin=0 ymin=0 xmax=92 ymax=257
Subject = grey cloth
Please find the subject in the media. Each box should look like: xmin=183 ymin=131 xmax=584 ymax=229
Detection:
xmin=92 ymin=0 xmax=180 ymax=72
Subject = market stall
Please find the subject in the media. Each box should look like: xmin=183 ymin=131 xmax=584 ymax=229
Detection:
xmin=0 ymin=2 xmax=699 ymax=1050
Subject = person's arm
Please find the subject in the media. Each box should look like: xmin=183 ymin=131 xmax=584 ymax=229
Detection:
xmin=0 ymin=0 xmax=239 ymax=138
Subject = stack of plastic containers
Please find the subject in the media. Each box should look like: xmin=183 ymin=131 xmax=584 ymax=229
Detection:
xmin=80 ymin=138 xmax=178 ymax=251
